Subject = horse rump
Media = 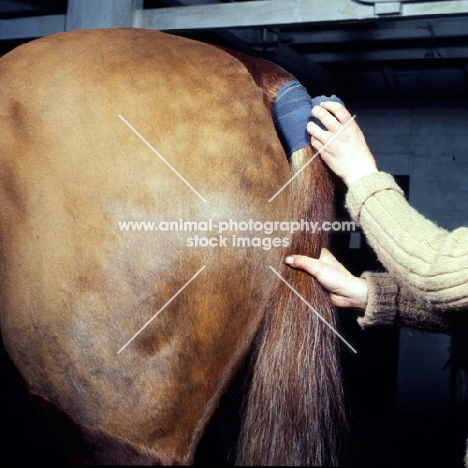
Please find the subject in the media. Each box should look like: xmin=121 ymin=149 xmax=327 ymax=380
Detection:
xmin=0 ymin=29 xmax=350 ymax=466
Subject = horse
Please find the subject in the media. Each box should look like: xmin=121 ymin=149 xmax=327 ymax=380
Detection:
xmin=0 ymin=28 xmax=348 ymax=465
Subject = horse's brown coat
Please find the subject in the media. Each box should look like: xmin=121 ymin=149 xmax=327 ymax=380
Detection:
xmin=0 ymin=29 xmax=347 ymax=465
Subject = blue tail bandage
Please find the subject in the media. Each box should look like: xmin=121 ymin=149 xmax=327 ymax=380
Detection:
xmin=271 ymin=81 xmax=344 ymax=156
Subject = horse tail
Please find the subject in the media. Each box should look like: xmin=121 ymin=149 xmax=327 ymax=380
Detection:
xmin=225 ymin=51 xmax=350 ymax=466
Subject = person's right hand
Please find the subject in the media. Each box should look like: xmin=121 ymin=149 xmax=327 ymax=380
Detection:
xmin=307 ymin=102 xmax=378 ymax=187
xmin=285 ymin=248 xmax=368 ymax=312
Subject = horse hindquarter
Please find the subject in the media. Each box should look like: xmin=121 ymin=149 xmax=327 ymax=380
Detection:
xmin=0 ymin=29 xmax=291 ymax=464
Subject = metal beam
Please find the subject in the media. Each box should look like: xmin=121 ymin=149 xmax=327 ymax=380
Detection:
xmin=134 ymin=0 xmax=468 ymax=30
xmin=65 ymin=0 xmax=136 ymax=30
xmin=0 ymin=0 xmax=144 ymax=40
xmin=287 ymin=18 xmax=468 ymax=45
xmin=2 ymin=0 xmax=468 ymax=42
xmin=304 ymin=45 xmax=468 ymax=61
xmin=0 ymin=0 xmax=45 ymax=16
xmin=0 ymin=14 xmax=65 ymax=40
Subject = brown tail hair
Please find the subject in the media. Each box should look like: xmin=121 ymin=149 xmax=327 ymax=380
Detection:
xmin=224 ymin=50 xmax=350 ymax=466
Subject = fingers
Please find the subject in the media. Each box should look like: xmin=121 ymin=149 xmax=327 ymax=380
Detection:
xmin=285 ymin=249 xmax=369 ymax=311
xmin=319 ymin=101 xmax=353 ymax=124
xmin=285 ymin=254 xmax=320 ymax=277
xmin=307 ymin=102 xmax=354 ymax=137
xmin=307 ymin=121 xmax=328 ymax=148
xmin=284 ymin=249 xmax=335 ymax=277
xmin=311 ymin=105 xmax=341 ymax=133
xmin=306 ymin=102 xmax=348 ymax=148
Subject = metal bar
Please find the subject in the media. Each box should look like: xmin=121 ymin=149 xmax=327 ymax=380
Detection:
xmin=135 ymin=0 xmax=373 ymax=29
xmin=0 ymin=14 xmax=65 ymax=40
xmin=135 ymin=0 xmax=468 ymax=30
xmin=1 ymin=0 xmax=467 ymax=42
xmin=288 ymin=18 xmax=468 ymax=44
xmin=66 ymin=0 xmax=135 ymax=30
xmin=304 ymin=45 xmax=467 ymax=61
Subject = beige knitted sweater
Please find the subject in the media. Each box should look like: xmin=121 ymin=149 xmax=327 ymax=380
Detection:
xmin=345 ymin=172 xmax=468 ymax=332
xmin=346 ymin=171 xmax=468 ymax=467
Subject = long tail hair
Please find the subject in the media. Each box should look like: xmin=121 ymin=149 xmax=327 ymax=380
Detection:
xmin=225 ymin=50 xmax=350 ymax=466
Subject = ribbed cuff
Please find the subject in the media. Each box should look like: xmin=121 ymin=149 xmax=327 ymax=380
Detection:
xmin=357 ymin=272 xmax=399 ymax=328
xmin=345 ymin=172 xmax=404 ymax=224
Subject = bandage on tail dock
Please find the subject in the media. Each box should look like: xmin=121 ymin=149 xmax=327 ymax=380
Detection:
xmin=271 ymin=81 xmax=344 ymax=156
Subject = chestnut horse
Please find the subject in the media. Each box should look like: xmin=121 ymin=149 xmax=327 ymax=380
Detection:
xmin=0 ymin=29 xmax=348 ymax=465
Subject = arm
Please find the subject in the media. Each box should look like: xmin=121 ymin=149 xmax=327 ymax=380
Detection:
xmin=345 ymin=172 xmax=468 ymax=311
xmin=362 ymin=271 xmax=466 ymax=333
xmin=307 ymin=102 xmax=468 ymax=312
xmin=286 ymin=250 xmax=467 ymax=333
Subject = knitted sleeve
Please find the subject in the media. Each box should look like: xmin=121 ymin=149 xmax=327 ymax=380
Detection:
xmin=346 ymin=172 xmax=468 ymax=312
xmin=359 ymin=271 xmax=465 ymax=333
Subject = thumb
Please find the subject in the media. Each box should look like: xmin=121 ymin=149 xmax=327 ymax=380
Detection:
xmin=318 ymin=247 xmax=334 ymax=261
xmin=317 ymin=247 xmax=340 ymax=266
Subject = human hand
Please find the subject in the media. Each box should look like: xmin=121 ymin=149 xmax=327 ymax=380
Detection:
xmin=307 ymin=101 xmax=378 ymax=187
xmin=285 ymin=248 xmax=368 ymax=312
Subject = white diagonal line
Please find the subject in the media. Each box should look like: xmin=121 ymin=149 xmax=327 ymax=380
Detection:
xmin=268 ymin=115 xmax=356 ymax=203
xmin=269 ymin=266 xmax=357 ymax=354
xmin=118 ymin=114 xmax=207 ymax=203
xmin=117 ymin=266 xmax=206 ymax=354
